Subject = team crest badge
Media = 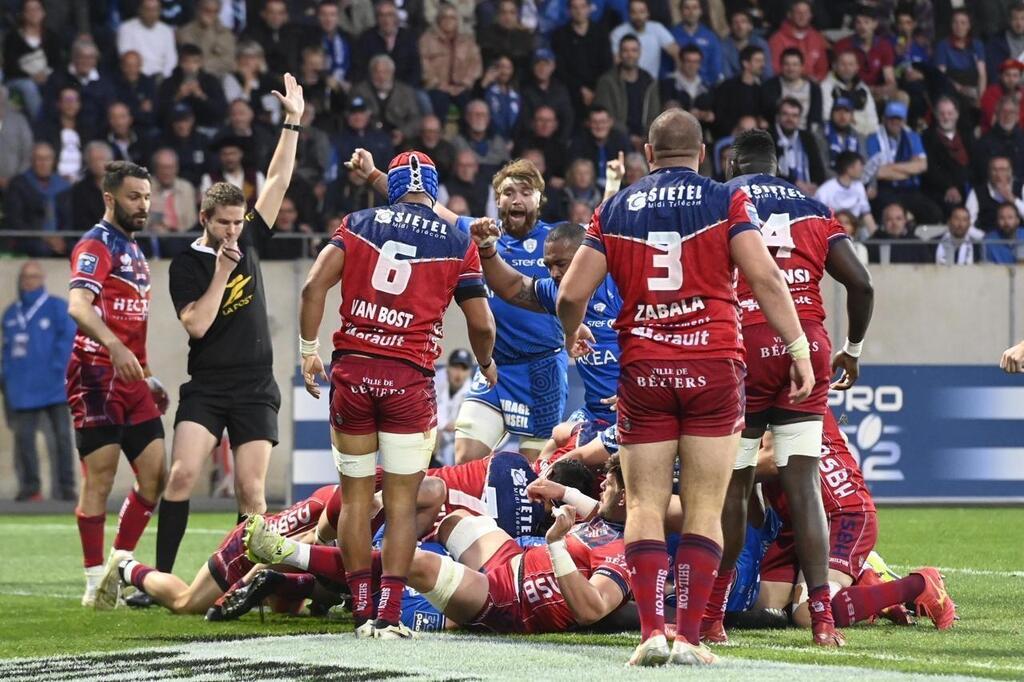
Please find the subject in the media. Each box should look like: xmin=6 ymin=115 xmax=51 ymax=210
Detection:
xmin=523 ymin=238 xmax=537 ymax=253
xmin=594 ymin=302 xmax=607 ymax=313
xmin=120 ymin=253 xmax=132 ymax=265
xmin=375 ymin=208 xmax=395 ymax=224
xmin=76 ymin=253 xmax=98 ymax=275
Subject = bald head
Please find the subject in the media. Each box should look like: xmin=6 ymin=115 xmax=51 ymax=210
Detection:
xmin=647 ymin=109 xmax=704 ymax=168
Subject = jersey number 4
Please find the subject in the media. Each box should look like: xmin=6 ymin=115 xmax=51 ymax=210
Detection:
xmin=371 ymin=240 xmax=417 ymax=294
xmin=761 ymin=213 xmax=795 ymax=259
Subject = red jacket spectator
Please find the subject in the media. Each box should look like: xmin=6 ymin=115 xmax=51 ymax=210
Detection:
xmin=980 ymin=60 xmax=1024 ymax=132
xmin=768 ymin=2 xmax=829 ymax=82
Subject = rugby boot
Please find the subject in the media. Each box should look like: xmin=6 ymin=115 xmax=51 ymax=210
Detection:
xmin=910 ymin=567 xmax=956 ymax=630
xmin=627 ymin=632 xmax=671 ymax=667
xmin=94 ymin=549 xmax=132 ymax=610
xmin=244 ymin=514 xmax=295 ymax=564
xmin=668 ymin=638 xmax=718 ymax=666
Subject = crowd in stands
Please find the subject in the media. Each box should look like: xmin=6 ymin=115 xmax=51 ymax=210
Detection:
xmin=1 ymin=0 xmax=1024 ymax=264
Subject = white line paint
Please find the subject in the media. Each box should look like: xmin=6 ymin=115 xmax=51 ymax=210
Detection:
xmin=0 ymin=523 xmax=227 ymax=535
xmin=891 ymin=564 xmax=1024 ymax=578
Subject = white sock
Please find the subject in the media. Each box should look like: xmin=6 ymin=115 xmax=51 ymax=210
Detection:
xmin=84 ymin=565 xmax=103 ymax=590
xmin=284 ymin=541 xmax=310 ymax=570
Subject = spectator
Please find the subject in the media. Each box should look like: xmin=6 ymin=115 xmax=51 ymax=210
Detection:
xmin=322 ymin=167 xmax=386 ymax=216
xmin=611 ymin=0 xmax=678 ymax=81
xmin=3 ymin=142 xmax=70 ymax=257
xmin=965 ymin=156 xmax=1024 ymax=232
xmin=835 ymin=209 xmax=871 ymax=264
xmin=481 ymin=55 xmax=522 ymax=141
xmin=660 ymin=45 xmax=714 ymax=128
xmin=420 ymin=1 xmax=482 ymax=119
xmin=624 ymin=151 xmax=648 ymax=185
xmin=567 ymin=199 xmax=593 ymax=224
xmin=105 ymin=101 xmax=154 ymax=166
xmin=980 ymin=59 xmax=1024 ymax=132
xmin=312 ymin=0 xmax=352 ymax=89
xmin=834 ymin=5 xmax=897 ymax=100
xmin=431 ymin=348 xmax=473 ymax=466
xmin=768 ymin=0 xmax=829 ymax=82
xmin=866 ymin=100 xmax=941 ymax=224
xmin=712 ymin=114 xmax=758 ymax=178
xmin=222 ymin=41 xmax=281 ymax=125
xmin=425 ymin=0 xmax=476 ymax=32
xmin=117 ymin=0 xmax=178 ymax=79
xmin=339 ymin=0 xmax=377 ymax=38
xmin=452 ymin=99 xmax=510 ymax=176
xmin=156 ymin=43 xmax=229 ymax=133
xmin=297 ymin=45 xmax=348 ymax=133
xmin=158 ymin=104 xmax=210 ymax=187
xmin=713 ymin=45 xmax=765 ymax=138
xmin=199 ymin=135 xmax=264 ymax=205
xmin=2 ymin=0 xmax=62 ymax=121
xmin=934 ymin=205 xmax=983 ymax=265
xmin=975 ymin=95 xmax=1024 ymax=181
xmin=556 ymin=158 xmax=601 ymax=220
xmin=1 ymin=261 xmax=76 ymax=502
xmin=922 ymin=95 xmax=974 ymax=213
xmin=815 ymin=151 xmax=876 ymax=234
xmin=0 ymin=86 xmax=34 ymax=196
xmin=822 ymin=50 xmax=880 ymax=139
xmin=404 ymin=114 xmax=456 ymax=181
xmin=595 ymin=34 xmax=660 ymax=145
xmin=241 ymin=0 xmax=305 ymax=77
xmin=294 ymin=103 xmax=333 ymax=188
xmin=868 ymin=201 xmax=931 ymax=263
xmin=476 ymin=0 xmax=535 ymax=75
xmin=721 ymin=9 xmax=772 ymax=81
xmin=817 ymin=98 xmax=865 ymax=171
xmin=770 ymin=97 xmax=826 ymax=195
xmin=177 ymin=0 xmax=237 ymax=78
xmin=520 ymin=49 xmax=575 ymax=142
xmin=69 ymin=141 xmax=112 ymax=233
xmin=513 ymin=105 xmax=567 ymax=180
xmin=262 ymin=196 xmax=313 ymax=260
xmin=33 ymin=87 xmax=92 ymax=184
xmin=760 ymin=47 xmax=822 ymax=130
xmin=113 ymin=51 xmax=159 ymax=134
xmin=983 ymin=202 xmax=1024 ymax=262
xmin=935 ymin=8 xmax=987 ymax=124
xmin=217 ymin=98 xmax=275 ymax=170
xmin=670 ymin=0 xmax=721 ymax=86
xmin=551 ymin=0 xmax=612 ymax=123
xmin=147 ymin=148 xmax=198 ymax=258
xmin=333 ymin=97 xmax=394 ymax=180
xmin=891 ymin=6 xmax=931 ymax=124
xmin=352 ymin=54 xmax=422 ymax=147
xmin=568 ymin=106 xmax=630 ymax=188
xmin=986 ymin=3 xmax=1024 ymax=77
xmin=353 ymin=0 xmax=422 ymax=85
xmin=42 ymin=38 xmax=115 ymax=135
xmin=518 ymin=147 xmax=563 ymax=211
xmin=218 ymin=0 xmax=250 ymax=35
xmin=442 ymin=149 xmax=493 ymax=216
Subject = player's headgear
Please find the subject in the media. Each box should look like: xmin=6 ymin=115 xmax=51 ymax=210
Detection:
xmin=387 ymin=151 xmax=439 ymax=204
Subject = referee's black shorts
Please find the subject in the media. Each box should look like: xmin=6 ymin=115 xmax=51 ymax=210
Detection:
xmin=174 ymin=369 xmax=281 ymax=446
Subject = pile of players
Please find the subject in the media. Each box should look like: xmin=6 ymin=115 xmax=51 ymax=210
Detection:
xmin=68 ymin=74 xmax=956 ymax=666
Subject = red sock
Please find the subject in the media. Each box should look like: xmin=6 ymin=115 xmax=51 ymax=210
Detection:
xmin=120 ymin=560 xmax=156 ymax=590
xmin=624 ymin=540 xmax=669 ymax=640
xmin=675 ymin=534 xmax=723 ymax=645
xmin=76 ymin=510 xmax=105 ymax=568
xmin=808 ymin=584 xmax=836 ymax=629
xmin=113 ymin=490 xmax=156 ymax=552
xmin=276 ymin=573 xmax=317 ymax=600
xmin=833 ymin=575 xmax=925 ymax=626
xmin=307 ymin=545 xmax=346 ymax=580
xmin=702 ymin=568 xmax=735 ymax=626
xmin=371 ymin=550 xmax=383 ymax=595
xmin=377 ymin=575 xmax=406 ymax=625
xmin=346 ymin=569 xmax=373 ymax=624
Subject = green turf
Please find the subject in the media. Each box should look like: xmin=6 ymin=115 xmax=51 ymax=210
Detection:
xmin=0 ymin=508 xmax=1022 ymax=679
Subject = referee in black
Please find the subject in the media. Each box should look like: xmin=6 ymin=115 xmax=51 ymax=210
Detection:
xmin=152 ymin=74 xmax=306 ymax=581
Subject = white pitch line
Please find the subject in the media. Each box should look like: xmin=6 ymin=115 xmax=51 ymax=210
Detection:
xmin=890 ymin=565 xmax=1024 ymax=579
xmin=0 ymin=523 xmax=227 ymax=536
xmin=3 ymin=590 xmax=78 ymax=600
xmin=753 ymin=644 xmax=1024 ymax=674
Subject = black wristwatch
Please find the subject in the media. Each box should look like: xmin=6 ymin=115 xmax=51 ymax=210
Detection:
xmin=282 ymin=123 xmax=303 ymax=132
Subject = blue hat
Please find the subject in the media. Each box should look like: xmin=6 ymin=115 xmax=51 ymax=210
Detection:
xmin=832 ymin=97 xmax=854 ymax=111
xmin=347 ymin=96 xmax=369 ymax=113
xmin=533 ymin=48 xmax=555 ymax=64
xmin=387 ymin=151 xmax=439 ymax=204
xmin=448 ymin=348 xmax=473 ymax=367
xmin=884 ymin=100 xmax=908 ymax=119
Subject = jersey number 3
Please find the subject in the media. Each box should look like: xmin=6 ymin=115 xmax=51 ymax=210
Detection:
xmin=761 ymin=213 xmax=795 ymax=259
xmin=371 ymin=240 xmax=417 ymax=294
xmin=647 ymin=231 xmax=683 ymax=291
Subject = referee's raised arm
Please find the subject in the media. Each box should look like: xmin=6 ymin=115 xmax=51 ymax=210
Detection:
xmin=254 ymin=73 xmax=306 ymax=229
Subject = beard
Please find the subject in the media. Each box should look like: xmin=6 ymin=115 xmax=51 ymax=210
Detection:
xmin=499 ymin=204 xmax=538 ymax=236
xmin=114 ymin=200 xmax=148 ymax=233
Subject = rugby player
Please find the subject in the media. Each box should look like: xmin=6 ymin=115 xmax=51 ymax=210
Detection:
xmin=347 ymin=149 xmax=568 ymax=462
xmin=298 ymin=151 xmax=496 ymax=638
xmin=702 ymin=128 xmax=875 ymax=646
xmin=556 ymin=109 xmax=814 ymax=666
xmin=66 ymin=160 xmax=169 ymax=608
xmin=155 ymin=73 xmax=306 ymax=579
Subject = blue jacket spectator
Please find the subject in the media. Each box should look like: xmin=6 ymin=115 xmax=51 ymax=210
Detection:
xmin=985 ymin=4 xmax=1024 ymax=77
xmin=720 ymin=10 xmax=773 ymax=80
xmin=933 ymin=10 xmax=987 ymax=97
xmin=866 ymin=102 xmax=927 ymax=190
xmin=984 ymin=203 xmax=1024 ymax=263
xmin=671 ymin=0 xmax=723 ymax=86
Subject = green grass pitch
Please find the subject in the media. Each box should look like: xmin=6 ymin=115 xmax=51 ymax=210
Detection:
xmin=0 ymin=508 xmax=1022 ymax=680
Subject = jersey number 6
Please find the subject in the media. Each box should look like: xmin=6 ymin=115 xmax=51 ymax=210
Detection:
xmin=647 ymin=231 xmax=683 ymax=291
xmin=371 ymin=240 xmax=418 ymax=295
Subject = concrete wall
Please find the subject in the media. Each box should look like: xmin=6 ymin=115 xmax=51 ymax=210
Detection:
xmin=0 ymin=258 xmax=1018 ymax=500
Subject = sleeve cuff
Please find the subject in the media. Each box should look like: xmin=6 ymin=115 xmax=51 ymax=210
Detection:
xmin=728 ymin=222 xmax=760 ymax=239
xmin=582 ymin=236 xmax=606 ymax=254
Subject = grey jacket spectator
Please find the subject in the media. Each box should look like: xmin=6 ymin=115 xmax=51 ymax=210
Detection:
xmin=452 ymin=100 xmax=511 ymax=175
xmin=352 ymin=1 xmax=422 ymax=85
xmin=176 ymin=0 xmax=237 ymax=78
xmin=0 ymin=88 xmax=34 ymax=194
xmin=3 ymin=143 xmax=71 ymax=257
xmin=594 ymin=37 xmax=660 ymax=140
xmin=351 ymin=55 xmax=422 ymax=146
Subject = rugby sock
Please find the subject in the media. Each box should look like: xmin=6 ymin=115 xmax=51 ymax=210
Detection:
xmin=113 ymin=490 xmax=156 ymax=552
xmin=377 ymin=575 xmax=407 ymax=626
xmin=674 ymin=534 xmax=723 ymax=646
xmin=156 ymin=499 xmax=190 ymax=573
xmin=307 ymin=545 xmax=346 ymax=579
xmin=276 ymin=573 xmax=317 ymax=600
xmin=808 ymin=584 xmax=836 ymax=630
xmin=76 ymin=510 xmax=105 ymax=569
xmin=624 ymin=540 xmax=669 ymax=640
xmin=833 ymin=575 xmax=925 ymax=626
xmin=346 ymin=569 xmax=374 ymax=624
xmin=118 ymin=559 xmax=155 ymax=591
xmin=701 ymin=568 xmax=735 ymax=627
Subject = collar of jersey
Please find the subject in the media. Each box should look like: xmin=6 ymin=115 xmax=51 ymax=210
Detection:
xmin=190 ymin=238 xmax=217 ymax=256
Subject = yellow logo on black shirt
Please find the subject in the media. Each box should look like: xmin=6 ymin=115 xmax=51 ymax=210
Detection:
xmin=223 ymin=274 xmax=253 ymax=315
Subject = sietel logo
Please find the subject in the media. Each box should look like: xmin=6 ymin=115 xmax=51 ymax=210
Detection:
xmin=222 ymin=274 xmax=253 ymax=315
xmin=828 ymin=385 xmax=905 ymax=482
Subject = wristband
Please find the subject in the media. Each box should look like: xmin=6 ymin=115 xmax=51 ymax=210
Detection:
xmin=480 ymin=246 xmax=498 ymax=260
xmin=368 ymin=169 xmax=383 ymax=185
xmin=282 ymin=123 xmax=303 ymax=132
xmin=145 ymin=376 xmax=165 ymax=393
xmin=561 ymin=486 xmax=599 ymax=518
xmin=299 ymin=336 xmax=320 ymax=357
xmin=842 ymin=338 xmax=863 ymax=358
xmin=787 ymin=334 xmax=810 ymax=360
xmin=548 ymin=539 xmax=576 ymax=578
xmin=479 ymin=357 xmax=493 ymax=369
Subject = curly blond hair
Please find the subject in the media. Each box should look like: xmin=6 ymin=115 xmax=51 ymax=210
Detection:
xmin=200 ymin=182 xmax=245 ymax=217
xmin=491 ymin=158 xmax=546 ymax=206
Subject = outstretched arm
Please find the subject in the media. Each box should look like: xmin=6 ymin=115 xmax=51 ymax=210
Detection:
xmin=255 ymin=73 xmax=305 ymax=228
xmin=299 ymin=244 xmax=345 ymax=397
xmin=825 ymin=237 xmax=874 ymax=389
xmin=469 ymin=217 xmax=544 ymax=312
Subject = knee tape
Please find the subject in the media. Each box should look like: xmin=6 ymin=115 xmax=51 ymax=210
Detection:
xmin=445 ymin=515 xmax=498 ymax=562
xmin=519 ymin=437 xmax=547 ymax=452
xmin=770 ymin=420 xmax=824 ymax=467
xmin=333 ymin=446 xmax=377 ymax=478
xmin=422 ymin=555 xmax=466 ymax=613
xmin=733 ymin=436 xmax=761 ymax=470
xmin=454 ymin=401 xmax=506 ymax=449
xmin=379 ymin=429 xmax=436 ymax=475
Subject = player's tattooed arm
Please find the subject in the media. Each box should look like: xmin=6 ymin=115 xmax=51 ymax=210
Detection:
xmin=469 ymin=217 xmax=546 ymax=312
